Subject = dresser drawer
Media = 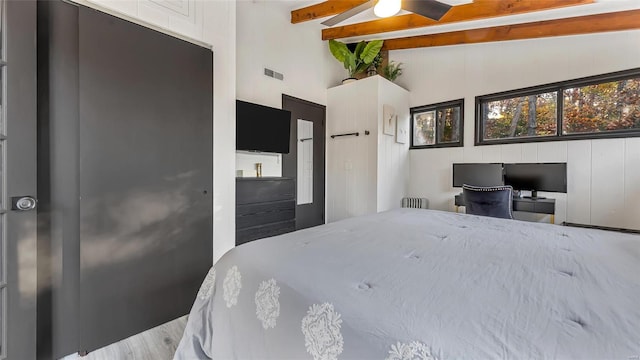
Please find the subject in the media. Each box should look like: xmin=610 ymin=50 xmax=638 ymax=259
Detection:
xmin=513 ymin=201 xmax=534 ymax=212
xmin=533 ymin=201 xmax=555 ymax=214
xmin=236 ymin=200 xmax=295 ymax=229
xmin=236 ymin=178 xmax=295 ymax=205
xmin=236 ymin=220 xmax=296 ymax=246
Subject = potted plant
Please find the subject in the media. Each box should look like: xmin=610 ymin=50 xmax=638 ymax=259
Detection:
xmin=382 ymin=61 xmax=403 ymax=82
xmin=329 ymin=39 xmax=384 ymax=84
xmin=367 ymin=53 xmax=384 ymax=77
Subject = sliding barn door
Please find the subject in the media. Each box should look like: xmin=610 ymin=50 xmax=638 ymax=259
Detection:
xmin=77 ymin=6 xmax=213 ymax=353
xmin=38 ymin=1 xmax=213 ymax=356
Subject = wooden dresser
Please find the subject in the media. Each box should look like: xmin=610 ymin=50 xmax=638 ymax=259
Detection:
xmin=236 ymin=177 xmax=296 ymax=245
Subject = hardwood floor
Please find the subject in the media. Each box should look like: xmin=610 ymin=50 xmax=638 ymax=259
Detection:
xmin=61 ymin=316 xmax=187 ymax=360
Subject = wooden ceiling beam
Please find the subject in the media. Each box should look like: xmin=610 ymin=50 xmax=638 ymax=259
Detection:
xmin=322 ymin=0 xmax=595 ymax=40
xmin=291 ymin=0 xmax=369 ymax=24
xmin=381 ymin=9 xmax=640 ymax=50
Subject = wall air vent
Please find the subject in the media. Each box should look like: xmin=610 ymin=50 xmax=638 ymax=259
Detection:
xmin=264 ymin=68 xmax=284 ymax=81
xmin=402 ymin=197 xmax=429 ymax=209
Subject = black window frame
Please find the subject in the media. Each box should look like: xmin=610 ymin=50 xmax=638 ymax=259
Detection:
xmin=410 ymin=98 xmax=464 ymax=149
xmin=475 ymin=68 xmax=640 ymax=146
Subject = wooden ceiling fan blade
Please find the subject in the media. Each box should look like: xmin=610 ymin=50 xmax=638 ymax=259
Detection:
xmin=402 ymin=0 xmax=451 ymax=21
xmin=321 ymin=0 xmax=375 ymax=27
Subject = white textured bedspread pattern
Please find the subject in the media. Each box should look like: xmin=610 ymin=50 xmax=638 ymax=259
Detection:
xmin=175 ymin=209 xmax=640 ymax=360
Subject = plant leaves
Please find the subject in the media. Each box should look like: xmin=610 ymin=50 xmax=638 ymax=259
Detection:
xmin=354 ymin=61 xmax=369 ymax=75
xmin=383 ymin=61 xmax=403 ymax=81
xmin=346 ymin=52 xmax=357 ymax=76
xmin=354 ymin=41 xmax=366 ymax=59
xmin=360 ymin=40 xmax=383 ymax=64
xmin=328 ymin=39 xmax=350 ymax=63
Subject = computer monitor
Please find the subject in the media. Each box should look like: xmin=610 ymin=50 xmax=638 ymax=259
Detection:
xmin=503 ymin=163 xmax=567 ymax=198
xmin=452 ymin=163 xmax=504 ymax=188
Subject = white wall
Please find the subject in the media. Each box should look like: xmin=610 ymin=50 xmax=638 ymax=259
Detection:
xmin=392 ymin=30 xmax=640 ymax=229
xmin=236 ymin=151 xmax=282 ymax=177
xmin=235 ymin=0 xmax=343 ymax=177
xmin=207 ymin=1 xmax=237 ymax=263
xmin=79 ymin=0 xmax=237 ymax=262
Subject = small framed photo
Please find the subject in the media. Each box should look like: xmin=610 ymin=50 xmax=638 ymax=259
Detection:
xmin=383 ymin=104 xmax=396 ymax=136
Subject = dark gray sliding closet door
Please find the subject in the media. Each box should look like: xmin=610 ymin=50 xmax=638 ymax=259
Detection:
xmin=77 ymin=5 xmax=213 ymax=353
xmin=40 ymin=1 xmax=213 ymax=356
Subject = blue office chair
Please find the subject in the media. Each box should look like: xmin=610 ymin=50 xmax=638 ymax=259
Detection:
xmin=462 ymin=184 xmax=514 ymax=219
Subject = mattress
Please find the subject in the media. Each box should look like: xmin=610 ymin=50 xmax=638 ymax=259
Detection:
xmin=175 ymin=208 xmax=640 ymax=359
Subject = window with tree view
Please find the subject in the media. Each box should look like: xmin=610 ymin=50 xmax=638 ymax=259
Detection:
xmin=411 ymin=99 xmax=463 ymax=149
xmin=477 ymin=69 xmax=640 ymax=144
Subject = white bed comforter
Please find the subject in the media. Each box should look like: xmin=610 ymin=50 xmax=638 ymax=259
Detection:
xmin=175 ymin=209 xmax=640 ymax=360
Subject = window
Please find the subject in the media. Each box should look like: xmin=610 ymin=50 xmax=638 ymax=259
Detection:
xmin=476 ymin=68 xmax=640 ymax=145
xmin=411 ymin=99 xmax=464 ymax=149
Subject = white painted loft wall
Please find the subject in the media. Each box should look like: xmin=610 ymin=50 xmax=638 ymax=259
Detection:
xmin=235 ymin=0 xmax=343 ymax=177
xmin=77 ymin=0 xmax=237 ymax=262
xmin=391 ymin=30 xmax=640 ymax=229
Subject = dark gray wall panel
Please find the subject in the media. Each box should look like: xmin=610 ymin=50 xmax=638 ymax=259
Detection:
xmin=77 ymin=6 xmax=213 ymax=353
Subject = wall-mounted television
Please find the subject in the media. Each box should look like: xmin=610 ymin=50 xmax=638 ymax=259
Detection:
xmin=236 ymin=100 xmax=291 ymax=153
xmin=504 ymin=163 xmax=567 ymax=198
xmin=452 ymin=163 xmax=504 ymax=187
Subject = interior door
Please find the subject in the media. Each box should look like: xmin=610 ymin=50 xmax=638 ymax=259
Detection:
xmin=3 ymin=0 xmax=38 ymax=359
xmin=37 ymin=1 xmax=214 ymax=356
xmin=77 ymin=5 xmax=213 ymax=353
xmin=282 ymin=95 xmax=326 ymax=229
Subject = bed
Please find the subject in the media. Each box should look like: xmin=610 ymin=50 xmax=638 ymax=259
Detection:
xmin=175 ymin=208 xmax=640 ymax=359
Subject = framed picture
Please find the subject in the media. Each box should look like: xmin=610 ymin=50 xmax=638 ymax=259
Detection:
xmin=396 ymin=115 xmax=408 ymax=144
xmin=383 ymin=104 xmax=396 ymax=136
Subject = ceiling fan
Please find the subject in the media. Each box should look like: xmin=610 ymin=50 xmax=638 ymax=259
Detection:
xmin=321 ymin=0 xmax=452 ymax=27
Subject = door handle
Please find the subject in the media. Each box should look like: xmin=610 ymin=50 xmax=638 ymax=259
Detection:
xmin=11 ymin=196 xmax=37 ymax=211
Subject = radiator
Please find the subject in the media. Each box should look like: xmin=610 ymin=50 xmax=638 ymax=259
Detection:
xmin=401 ymin=197 xmax=429 ymax=209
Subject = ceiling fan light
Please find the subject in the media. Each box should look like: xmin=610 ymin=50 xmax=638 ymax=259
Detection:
xmin=374 ymin=0 xmax=401 ymax=18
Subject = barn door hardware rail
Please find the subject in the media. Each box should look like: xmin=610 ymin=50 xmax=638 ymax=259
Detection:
xmin=330 ymin=130 xmax=370 ymax=139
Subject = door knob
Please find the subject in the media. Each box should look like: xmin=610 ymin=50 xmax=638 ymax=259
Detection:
xmin=11 ymin=196 xmax=37 ymax=211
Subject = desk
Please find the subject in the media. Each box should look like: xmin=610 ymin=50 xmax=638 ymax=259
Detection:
xmin=454 ymin=194 xmax=556 ymax=223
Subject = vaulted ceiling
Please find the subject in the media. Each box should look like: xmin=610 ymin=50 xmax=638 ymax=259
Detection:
xmin=291 ymin=0 xmax=640 ymax=50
